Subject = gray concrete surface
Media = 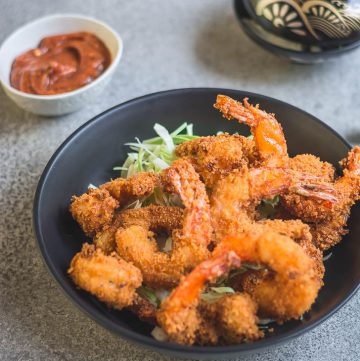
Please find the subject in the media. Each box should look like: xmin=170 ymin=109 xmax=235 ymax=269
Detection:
xmin=1 ymin=0 xmax=360 ymax=360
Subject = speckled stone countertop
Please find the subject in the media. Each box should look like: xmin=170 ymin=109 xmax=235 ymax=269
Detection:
xmin=1 ymin=0 xmax=360 ymax=360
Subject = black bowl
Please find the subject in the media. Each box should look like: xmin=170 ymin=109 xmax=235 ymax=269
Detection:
xmin=243 ymin=0 xmax=360 ymax=47
xmin=234 ymin=0 xmax=360 ymax=63
xmin=33 ymin=88 xmax=360 ymax=359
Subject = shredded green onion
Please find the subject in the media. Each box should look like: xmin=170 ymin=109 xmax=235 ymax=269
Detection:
xmin=113 ymin=122 xmax=198 ymax=209
xmin=201 ymin=286 xmax=235 ymax=303
xmin=162 ymin=236 xmax=173 ymax=252
xmin=116 ymin=122 xmax=198 ymax=179
xmin=258 ymin=195 xmax=280 ymax=219
xmin=137 ymin=286 xmax=160 ymax=307
xmin=258 ymin=318 xmax=276 ymax=330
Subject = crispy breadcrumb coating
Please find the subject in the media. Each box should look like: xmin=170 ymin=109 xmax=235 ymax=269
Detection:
xmin=215 ymin=293 xmax=263 ymax=344
xmin=281 ymin=154 xmax=336 ymax=222
xmin=70 ymin=188 xmax=119 ymax=237
xmin=215 ymin=231 xmax=321 ymax=322
xmin=282 ymin=148 xmax=360 ymax=250
xmin=68 ymin=243 xmax=142 ymax=310
xmin=258 ymin=219 xmax=324 ymax=281
xmin=100 ymin=172 xmax=158 ymax=204
xmin=94 ymin=205 xmax=183 ymax=254
xmin=175 ymin=134 xmax=256 ymax=188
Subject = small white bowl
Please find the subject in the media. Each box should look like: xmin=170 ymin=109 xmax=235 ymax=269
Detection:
xmin=0 ymin=14 xmax=123 ymax=116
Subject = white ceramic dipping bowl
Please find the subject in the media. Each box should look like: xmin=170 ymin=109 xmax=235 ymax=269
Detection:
xmin=0 ymin=14 xmax=122 ymax=116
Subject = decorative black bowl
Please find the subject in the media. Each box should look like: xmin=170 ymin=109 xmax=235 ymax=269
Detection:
xmin=234 ymin=0 xmax=360 ymax=62
xmin=33 ymin=88 xmax=360 ymax=359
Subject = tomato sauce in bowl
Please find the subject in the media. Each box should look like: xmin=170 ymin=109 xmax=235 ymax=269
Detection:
xmin=10 ymin=32 xmax=111 ymax=95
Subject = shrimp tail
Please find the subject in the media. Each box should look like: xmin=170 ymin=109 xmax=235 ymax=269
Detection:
xmin=290 ymin=184 xmax=338 ymax=203
xmin=164 ymin=251 xmax=241 ymax=312
xmin=214 ymin=95 xmax=288 ymax=167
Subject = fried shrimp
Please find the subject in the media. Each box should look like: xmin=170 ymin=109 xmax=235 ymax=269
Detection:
xmin=258 ymin=219 xmax=324 ymax=281
xmin=214 ymin=95 xmax=288 ymax=167
xmin=68 ymin=243 xmax=142 ymax=310
xmin=281 ymin=154 xmax=337 ymax=222
xmin=70 ymin=188 xmax=119 ymax=237
xmin=195 ymin=293 xmax=262 ymax=345
xmin=214 ymin=231 xmax=321 ymax=321
xmin=157 ymin=251 xmax=263 ymax=345
xmin=100 ymin=172 xmax=158 ymax=204
xmin=214 ymin=96 xmax=344 ymax=238
xmin=157 ymin=253 xmax=236 ymax=345
xmin=210 ymin=165 xmax=337 ymax=241
xmin=309 ymin=147 xmax=360 ymax=250
xmin=160 ymin=159 xmax=212 ymax=249
xmin=214 ymin=293 xmax=262 ymax=344
xmin=116 ymin=159 xmax=212 ymax=288
xmin=232 ymin=219 xmax=324 ymax=299
xmin=278 ymin=147 xmax=360 ymax=250
xmin=70 ymin=173 xmax=158 ymax=237
xmin=94 ymin=205 xmax=183 ymax=254
xmin=175 ymin=133 xmax=256 ymax=188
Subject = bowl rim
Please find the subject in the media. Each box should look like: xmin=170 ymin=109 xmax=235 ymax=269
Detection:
xmin=0 ymin=13 xmax=123 ymax=100
xmin=33 ymin=87 xmax=359 ymax=357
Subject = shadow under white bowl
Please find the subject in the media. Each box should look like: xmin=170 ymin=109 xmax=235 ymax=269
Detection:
xmin=0 ymin=14 xmax=123 ymax=116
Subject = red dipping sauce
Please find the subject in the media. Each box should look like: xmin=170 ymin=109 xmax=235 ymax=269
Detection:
xmin=10 ymin=32 xmax=111 ymax=95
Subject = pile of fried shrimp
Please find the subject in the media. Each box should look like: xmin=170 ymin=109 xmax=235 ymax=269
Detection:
xmin=68 ymin=95 xmax=360 ymax=346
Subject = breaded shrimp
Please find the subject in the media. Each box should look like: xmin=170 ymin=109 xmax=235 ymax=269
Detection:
xmin=281 ymin=154 xmax=336 ymax=222
xmin=214 ymin=96 xmax=347 ymax=237
xmin=279 ymin=147 xmax=360 ymax=250
xmin=116 ymin=225 xmax=185 ymax=288
xmin=70 ymin=188 xmax=119 ymax=237
xmin=100 ymin=172 xmax=158 ymax=204
xmin=175 ymin=133 xmax=256 ymax=188
xmin=287 ymin=154 xmax=336 ymax=181
xmin=214 ymin=231 xmax=321 ymax=321
xmin=215 ymin=293 xmax=262 ymax=344
xmin=160 ymin=159 xmax=212 ymax=249
xmin=257 ymin=219 xmax=324 ymax=281
xmin=157 ymin=251 xmax=263 ymax=345
xmin=195 ymin=301 xmax=219 ymax=345
xmin=70 ymin=173 xmax=157 ymax=237
xmin=232 ymin=219 xmax=324 ymax=300
xmin=310 ymin=147 xmax=360 ymax=250
xmin=116 ymin=159 xmax=212 ymax=288
xmin=196 ymin=294 xmax=262 ymax=345
xmin=94 ymin=205 xmax=183 ymax=254
xmin=116 ymin=204 xmax=183 ymax=232
xmin=210 ymin=165 xmax=337 ymax=241
xmin=68 ymin=243 xmax=142 ymax=310
xmin=214 ymin=95 xmax=288 ymax=167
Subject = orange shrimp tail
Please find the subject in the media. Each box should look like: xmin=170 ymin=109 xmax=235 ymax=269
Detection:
xmin=214 ymin=95 xmax=257 ymax=126
xmin=248 ymin=167 xmax=292 ymax=199
xmin=214 ymin=95 xmax=288 ymax=167
xmin=291 ymin=184 xmax=338 ymax=204
xmin=162 ymin=159 xmax=212 ymax=247
xmin=213 ymin=234 xmax=255 ymax=261
xmin=164 ymin=251 xmax=241 ymax=312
